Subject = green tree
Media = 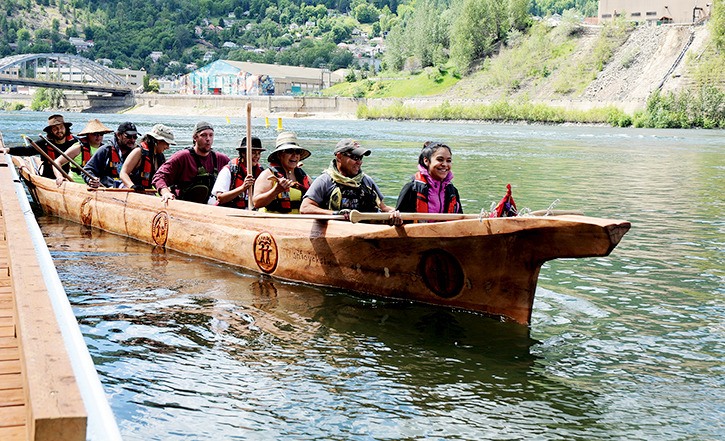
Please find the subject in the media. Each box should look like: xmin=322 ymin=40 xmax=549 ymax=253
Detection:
xmin=450 ymin=0 xmax=497 ymax=72
xmin=713 ymin=0 xmax=725 ymax=51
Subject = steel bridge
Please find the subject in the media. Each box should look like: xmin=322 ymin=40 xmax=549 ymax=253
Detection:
xmin=0 ymin=53 xmax=133 ymax=96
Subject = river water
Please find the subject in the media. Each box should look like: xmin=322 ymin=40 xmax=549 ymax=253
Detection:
xmin=1 ymin=111 xmax=723 ymax=440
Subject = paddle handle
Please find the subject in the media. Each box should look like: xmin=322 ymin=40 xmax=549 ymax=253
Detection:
xmin=21 ymin=135 xmax=74 ymax=182
xmin=246 ymin=102 xmax=254 ymax=210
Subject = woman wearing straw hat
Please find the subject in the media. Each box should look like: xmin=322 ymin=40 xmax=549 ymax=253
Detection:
xmin=120 ymin=124 xmax=176 ymax=191
xmin=252 ymin=131 xmax=312 ymax=213
xmin=53 ymin=118 xmax=113 ymax=186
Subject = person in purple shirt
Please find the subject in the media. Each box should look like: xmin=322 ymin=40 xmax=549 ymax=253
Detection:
xmin=153 ymin=121 xmax=230 ymax=204
xmin=396 ymin=141 xmax=463 ymax=218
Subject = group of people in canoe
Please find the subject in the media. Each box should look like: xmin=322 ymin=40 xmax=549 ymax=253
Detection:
xmin=3 ymin=114 xmax=466 ymax=225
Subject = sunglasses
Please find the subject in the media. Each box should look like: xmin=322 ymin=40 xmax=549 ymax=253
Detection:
xmin=124 ymin=133 xmax=138 ymax=139
xmin=284 ymin=149 xmax=305 ymax=155
xmin=342 ymin=152 xmax=363 ymax=161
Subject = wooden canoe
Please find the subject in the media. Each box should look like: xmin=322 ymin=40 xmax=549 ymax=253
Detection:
xmin=12 ymin=156 xmax=630 ymax=325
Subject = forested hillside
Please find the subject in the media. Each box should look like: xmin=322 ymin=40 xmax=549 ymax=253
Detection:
xmin=0 ymin=0 xmax=597 ymax=76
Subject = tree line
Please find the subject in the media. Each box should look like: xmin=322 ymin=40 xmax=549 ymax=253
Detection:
xmin=0 ymin=0 xmax=597 ymax=76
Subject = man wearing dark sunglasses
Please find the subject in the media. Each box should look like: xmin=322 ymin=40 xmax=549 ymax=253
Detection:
xmin=300 ymin=138 xmax=402 ymax=225
xmin=83 ymin=121 xmax=139 ymax=188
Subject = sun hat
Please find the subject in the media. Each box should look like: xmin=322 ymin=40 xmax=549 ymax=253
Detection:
xmin=43 ymin=114 xmax=72 ymax=133
xmin=193 ymin=121 xmax=214 ymax=135
xmin=267 ymin=131 xmax=311 ymax=163
xmin=333 ymin=138 xmax=371 ymax=157
xmin=236 ymin=136 xmax=265 ymax=151
xmin=77 ymin=119 xmax=113 ymax=136
xmin=147 ymin=124 xmax=177 ymax=145
xmin=117 ymin=121 xmax=138 ymax=136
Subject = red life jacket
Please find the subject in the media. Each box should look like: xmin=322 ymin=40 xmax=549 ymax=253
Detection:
xmin=107 ymin=145 xmax=123 ymax=178
xmin=77 ymin=137 xmax=93 ymax=166
xmin=42 ymin=134 xmax=77 ymax=160
xmin=267 ymin=163 xmax=311 ymax=213
xmin=137 ymin=141 xmax=155 ymax=188
xmin=221 ymin=157 xmax=264 ymax=209
xmin=412 ymin=172 xmax=460 ymax=214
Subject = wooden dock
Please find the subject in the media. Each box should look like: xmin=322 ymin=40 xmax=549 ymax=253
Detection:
xmin=0 ymin=151 xmax=87 ymax=440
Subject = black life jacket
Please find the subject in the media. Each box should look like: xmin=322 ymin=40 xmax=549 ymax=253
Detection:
xmin=328 ymin=176 xmax=380 ymax=212
xmin=177 ymin=148 xmax=220 ymax=203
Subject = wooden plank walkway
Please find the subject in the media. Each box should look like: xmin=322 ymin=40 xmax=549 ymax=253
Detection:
xmin=0 ymin=179 xmax=26 ymax=440
xmin=0 ymin=152 xmax=87 ymax=440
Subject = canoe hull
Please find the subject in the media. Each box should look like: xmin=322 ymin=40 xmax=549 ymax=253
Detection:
xmin=17 ymin=161 xmax=630 ymax=325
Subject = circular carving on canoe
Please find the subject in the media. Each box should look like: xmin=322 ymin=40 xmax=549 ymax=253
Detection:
xmin=151 ymin=211 xmax=169 ymax=247
xmin=418 ymin=249 xmax=464 ymax=299
xmin=254 ymin=232 xmax=278 ymax=273
xmin=80 ymin=196 xmax=93 ymax=226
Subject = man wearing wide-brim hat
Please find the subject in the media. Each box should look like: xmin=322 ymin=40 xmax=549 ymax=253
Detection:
xmin=252 ymin=131 xmax=312 ymax=213
xmin=300 ymin=138 xmax=402 ymax=225
xmin=209 ymin=136 xmax=266 ymax=208
xmin=53 ymin=118 xmax=113 ymax=186
xmin=2 ymin=114 xmax=79 ymax=179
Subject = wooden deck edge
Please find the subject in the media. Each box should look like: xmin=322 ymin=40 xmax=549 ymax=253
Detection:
xmin=0 ymin=163 xmax=87 ymax=441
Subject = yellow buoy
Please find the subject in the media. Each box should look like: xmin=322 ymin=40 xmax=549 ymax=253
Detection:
xmin=277 ymin=117 xmax=283 ymax=131
xmin=265 ymin=117 xmax=270 ymax=128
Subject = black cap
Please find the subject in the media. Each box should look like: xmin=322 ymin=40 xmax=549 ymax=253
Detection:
xmin=237 ymin=136 xmax=264 ymax=151
xmin=117 ymin=121 xmax=137 ymax=135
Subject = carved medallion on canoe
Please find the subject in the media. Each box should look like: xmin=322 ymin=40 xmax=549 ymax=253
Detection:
xmin=418 ymin=249 xmax=464 ymax=299
xmin=80 ymin=196 xmax=93 ymax=226
xmin=151 ymin=211 xmax=169 ymax=247
xmin=254 ymin=232 xmax=278 ymax=273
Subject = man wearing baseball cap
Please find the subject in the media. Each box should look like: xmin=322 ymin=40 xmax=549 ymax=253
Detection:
xmin=153 ymin=121 xmax=230 ymax=203
xmin=83 ymin=121 xmax=139 ymax=188
xmin=300 ymin=138 xmax=402 ymax=225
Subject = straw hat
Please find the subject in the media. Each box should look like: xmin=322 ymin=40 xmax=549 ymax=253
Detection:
xmin=77 ymin=119 xmax=113 ymax=136
xmin=267 ymin=131 xmax=311 ymax=163
xmin=147 ymin=124 xmax=177 ymax=145
xmin=43 ymin=114 xmax=72 ymax=133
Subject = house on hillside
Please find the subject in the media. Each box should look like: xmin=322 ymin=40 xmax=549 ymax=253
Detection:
xmin=598 ymin=0 xmax=712 ymax=24
xmin=183 ymin=60 xmax=343 ymax=96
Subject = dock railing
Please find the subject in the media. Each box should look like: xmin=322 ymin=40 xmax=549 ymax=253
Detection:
xmin=1 ymin=152 xmax=122 ymax=440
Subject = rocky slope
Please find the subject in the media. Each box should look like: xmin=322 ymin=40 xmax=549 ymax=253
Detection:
xmin=446 ymin=23 xmax=711 ymax=113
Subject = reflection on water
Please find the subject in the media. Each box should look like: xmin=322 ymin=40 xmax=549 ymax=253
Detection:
xmin=5 ymin=113 xmax=721 ymax=439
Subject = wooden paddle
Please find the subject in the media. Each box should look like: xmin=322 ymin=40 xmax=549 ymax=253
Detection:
xmin=21 ymin=135 xmax=74 ymax=181
xmin=348 ymin=209 xmax=585 ymax=224
xmin=87 ymin=187 xmax=158 ymax=194
xmin=227 ymin=211 xmax=346 ymax=221
xmin=246 ymin=102 xmax=254 ymax=210
xmin=38 ymin=133 xmax=105 ymax=186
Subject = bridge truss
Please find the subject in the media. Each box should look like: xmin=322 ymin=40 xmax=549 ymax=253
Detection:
xmin=0 ymin=53 xmax=133 ymax=96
